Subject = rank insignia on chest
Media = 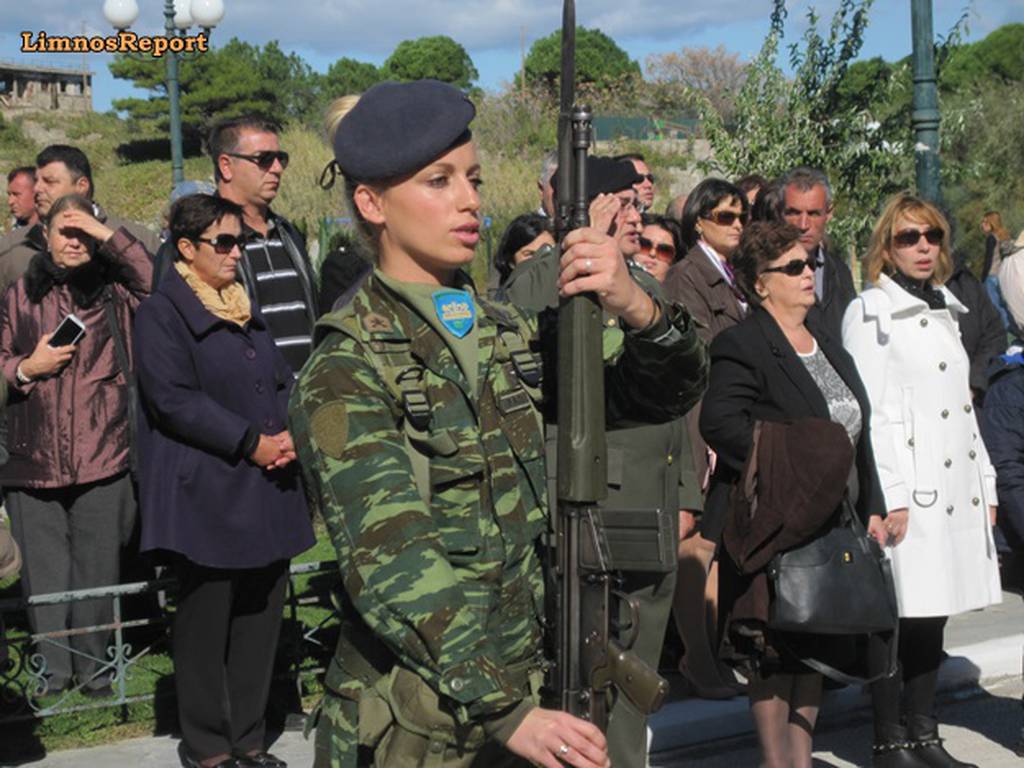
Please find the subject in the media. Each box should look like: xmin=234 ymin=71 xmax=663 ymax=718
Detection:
xmin=432 ymin=289 xmax=475 ymax=338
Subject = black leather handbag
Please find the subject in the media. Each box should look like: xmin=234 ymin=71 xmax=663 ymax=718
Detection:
xmin=767 ymin=500 xmax=898 ymax=635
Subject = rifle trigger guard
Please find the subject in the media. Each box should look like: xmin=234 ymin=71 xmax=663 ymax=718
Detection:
xmin=611 ymin=589 xmax=641 ymax=651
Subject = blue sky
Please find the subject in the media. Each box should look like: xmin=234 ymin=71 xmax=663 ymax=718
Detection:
xmin=2 ymin=0 xmax=1021 ymax=112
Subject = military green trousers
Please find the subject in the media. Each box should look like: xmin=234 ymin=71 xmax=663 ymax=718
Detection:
xmin=605 ymin=567 xmax=677 ymax=768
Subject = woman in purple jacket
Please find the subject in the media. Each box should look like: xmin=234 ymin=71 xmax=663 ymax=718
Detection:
xmin=0 ymin=192 xmax=152 ymax=697
xmin=134 ymin=194 xmax=314 ymax=768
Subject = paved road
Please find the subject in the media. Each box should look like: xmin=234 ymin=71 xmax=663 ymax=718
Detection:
xmin=654 ymin=676 xmax=1024 ymax=767
xmin=9 ymin=591 xmax=1024 ymax=767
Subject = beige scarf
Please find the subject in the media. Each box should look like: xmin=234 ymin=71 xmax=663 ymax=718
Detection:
xmin=174 ymin=261 xmax=252 ymax=327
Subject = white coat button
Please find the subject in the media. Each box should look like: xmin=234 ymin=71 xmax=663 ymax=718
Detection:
xmin=972 ymin=497 xmax=980 ymax=506
xmin=908 ymin=438 xmax=915 ymax=447
xmin=964 ymin=404 xmax=972 ymax=413
xmin=969 ymin=450 xmax=977 ymax=459
xmin=939 ymin=362 xmax=947 ymax=371
xmin=920 ymin=318 xmax=929 ymax=327
xmin=944 ymin=459 xmax=952 ymax=468
xmin=941 ymin=409 xmax=949 ymax=419
xmin=946 ymin=505 xmax=954 ymax=513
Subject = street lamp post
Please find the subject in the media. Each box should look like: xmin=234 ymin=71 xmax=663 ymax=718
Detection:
xmin=103 ymin=0 xmax=225 ymax=187
xmin=910 ymin=0 xmax=941 ymax=204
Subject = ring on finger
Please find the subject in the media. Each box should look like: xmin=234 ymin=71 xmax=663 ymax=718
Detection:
xmin=584 ymin=258 xmax=593 ymax=274
xmin=558 ymin=744 xmax=570 ymax=757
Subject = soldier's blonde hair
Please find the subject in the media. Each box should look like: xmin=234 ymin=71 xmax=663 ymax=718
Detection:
xmin=323 ymin=94 xmax=378 ymax=253
xmin=865 ymin=193 xmax=953 ymax=286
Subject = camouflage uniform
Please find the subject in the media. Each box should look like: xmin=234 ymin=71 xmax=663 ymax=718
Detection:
xmin=289 ymin=268 xmax=706 ymax=767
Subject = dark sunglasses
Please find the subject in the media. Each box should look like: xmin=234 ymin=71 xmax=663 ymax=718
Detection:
xmin=195 ymin=234 xmax=244 ymax=254
xmin=761 ymin=257 xmax=818 ymax=277
xmin=893 ymin=227 xmax=943 ymax=248
xmin=703 ymin=210 xmax=748 ymax=227
xmin=637 ymin=173 xmax=656 ymax=184
xmin=226 ymin=150 xmax=290 ymax=171
xmin=638 ymin=237 xmax=676 ymax=260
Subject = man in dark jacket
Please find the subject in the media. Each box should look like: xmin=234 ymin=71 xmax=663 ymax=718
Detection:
xmin=505 ymin=155 xmax=707 ymax=768
xmin=0 ymin=145 xmax=160 ymax=291
xmin=947 ymin=254 xmax=1008 ymax=403
xmin=780 ymin=167 xmax=856 ymax=340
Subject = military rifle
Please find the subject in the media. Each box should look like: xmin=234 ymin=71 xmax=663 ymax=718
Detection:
xmin=551 ymin=0 xmax=671 ymax=731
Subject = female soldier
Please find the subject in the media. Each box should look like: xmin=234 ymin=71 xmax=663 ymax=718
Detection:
xmin=289 ymin=80 xmax=707 ymax=768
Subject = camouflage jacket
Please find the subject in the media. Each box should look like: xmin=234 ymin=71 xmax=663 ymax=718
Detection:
xmin=288 ymin=269 xmax=707 ymax=729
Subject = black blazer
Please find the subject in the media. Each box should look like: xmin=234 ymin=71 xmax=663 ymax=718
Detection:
xmin=809 ymin=245 xmax=857 ymax=341
xmin=699 ymin=307 xmax=885 ymax=543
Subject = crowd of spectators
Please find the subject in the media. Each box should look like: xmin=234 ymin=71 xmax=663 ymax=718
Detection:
xmin=0 ymin=103 xmax=1020 ymax=768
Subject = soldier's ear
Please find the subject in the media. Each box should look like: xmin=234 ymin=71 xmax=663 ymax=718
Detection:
xmin=353 ymin=184 xmax=386 ymax=227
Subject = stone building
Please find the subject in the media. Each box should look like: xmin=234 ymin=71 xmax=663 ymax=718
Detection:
xmin=0 ymin=61 xmax=93 ymax=115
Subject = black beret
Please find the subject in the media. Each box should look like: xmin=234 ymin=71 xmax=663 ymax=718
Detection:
xmin=332 ymin=80 xmax=475 ymax=182
xmin=551 ymin=155 xmax=643 ymax=203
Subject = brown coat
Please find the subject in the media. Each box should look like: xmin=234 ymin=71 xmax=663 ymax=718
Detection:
xmin=0 ymin=228 xmax=152 ymax=488
xmin=664 ymin=244 xmax=747 ymax=493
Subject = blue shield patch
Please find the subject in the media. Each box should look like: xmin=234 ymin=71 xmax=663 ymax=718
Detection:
xmin=432 ymin=289 xmax=475 ymax=338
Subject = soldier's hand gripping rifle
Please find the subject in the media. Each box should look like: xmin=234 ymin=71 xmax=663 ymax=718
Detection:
xmin=551 ymin=0 xmax=671 ymax=731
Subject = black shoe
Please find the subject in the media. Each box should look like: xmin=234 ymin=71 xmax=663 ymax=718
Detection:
xmin=873 ymin=723 xmax=931 ymax=767
xmin=235 ymin=751 xmax=287 ymax=768
xmin=906 ymin=715 xmax=978 ymax=768
xmin=178 ymin=742 xmax=248 ymax=768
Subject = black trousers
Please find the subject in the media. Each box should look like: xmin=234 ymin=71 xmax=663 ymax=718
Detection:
xmin=870 ymin=616 xmax=948 ymax=726
xmin=173 ymin=558 xmax=289 ymax=759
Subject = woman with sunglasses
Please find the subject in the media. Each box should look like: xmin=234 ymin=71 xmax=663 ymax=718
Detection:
xmin=635 ymin=214 xmax=681 ymax=284
xmin=701 ymin=221 xmax=885 ymax=768
xmin=134 ymin=193 xmax=315 ymax=768
xmin=843 ymin=194 xmax=999 ymax=768
xmin=288 ymin=80 xmax=706 ymax=768
xmin=661 ymin=178 xmax=751 ymax=701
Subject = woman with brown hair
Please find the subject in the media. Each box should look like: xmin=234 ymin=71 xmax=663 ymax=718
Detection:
xmin=701 ymin=220 xmax=885 ymax=768
xmin=844 ymin=194 xmax=1000 ymax=768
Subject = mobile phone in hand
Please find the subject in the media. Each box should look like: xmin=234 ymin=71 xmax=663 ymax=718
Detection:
xmin=48 ymin=314 xmax=86 ymax=347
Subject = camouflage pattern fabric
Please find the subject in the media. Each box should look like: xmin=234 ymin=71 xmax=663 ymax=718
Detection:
xmin=289 ymin=269 xmax=707 ymax=763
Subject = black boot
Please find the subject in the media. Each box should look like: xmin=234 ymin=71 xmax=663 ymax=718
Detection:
xmin=873 ymin=723 xmax=930 ymax=768
xmin=906 ymin=714 xmax=977 ymax=768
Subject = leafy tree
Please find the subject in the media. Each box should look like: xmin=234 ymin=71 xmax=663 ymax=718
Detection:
xmin=382 ymin=36 xmax=477 ymax=89
xmin=692 ymin=0 xmax=911 ymax=255
xmin=109 ymin=39 xmax=316 ymax=136
xmin=523 ymin=27 xmax=641 ymax=92
xmin=321 ymin=57 xmax=382 ymax=96
xmin=646 ymin=46 xmax=747 ymax=125
xmin=940 ymin=23 xmax=1024 ymax=92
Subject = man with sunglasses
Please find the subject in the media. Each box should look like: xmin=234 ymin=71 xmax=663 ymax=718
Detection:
xmin=153 ymin=117 xmax=317 ymax=374
xmin=505 ymin=155 xmax=706 ymax=768
xmin=780 ymin=166 xmax=856 ymax=339
xmin=614 ymin=153 xmax=656 ymax=213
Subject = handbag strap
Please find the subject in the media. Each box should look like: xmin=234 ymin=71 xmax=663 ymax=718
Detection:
xmin=775 ymin=628 xmax=899 ymax=687
xmin=103 ymin=287 xmax=138 ymax=474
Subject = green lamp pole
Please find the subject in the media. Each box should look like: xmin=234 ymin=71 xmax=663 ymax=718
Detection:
xmin=910 ymin=0 xmax=942 ymax=204
xmin=103 ymin=0 xmax=225 ymax=188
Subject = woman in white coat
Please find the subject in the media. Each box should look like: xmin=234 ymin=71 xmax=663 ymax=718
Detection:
xmin=843 ymin=193 xmax=1000 ymax=768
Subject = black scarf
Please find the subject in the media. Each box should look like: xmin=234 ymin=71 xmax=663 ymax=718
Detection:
xmin=24 ymin=249 xmax=120 ymax=309
xmin=889 ymin=269 xmax=946 ymax=310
